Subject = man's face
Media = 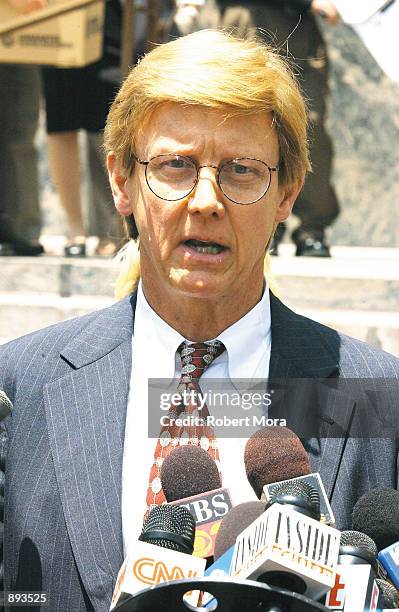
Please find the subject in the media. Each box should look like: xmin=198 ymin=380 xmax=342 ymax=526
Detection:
xmin=109 ymin=103 xmax=301 ymax=304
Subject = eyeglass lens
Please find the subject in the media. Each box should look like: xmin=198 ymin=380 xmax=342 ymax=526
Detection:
xmin=145 ymin=154 xmax=272 ymax=204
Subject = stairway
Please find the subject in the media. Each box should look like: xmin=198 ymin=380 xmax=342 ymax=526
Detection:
xmin=1 ymin=245 xmax=398 ymax=356
xmin=271 ymin=245 xmax=399 ymax=357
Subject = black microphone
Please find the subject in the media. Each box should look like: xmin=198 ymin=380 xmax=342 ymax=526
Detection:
xmin=266 ymin=478 xmax=321 ymax=521
xmin=375 ymin=578 xmax=399 ymax=609
xmin=110 ymin=504 xmax=206 ymax=609
xmin=205 ymin=479 xmax=340 ymax=604
xmin=138 ymin=504 xmax=196 ymax=554
xmin=339 ymin=530 xmax=379 ymax=567
xmin=352 ymin=487 xmax=399 ymax=594
xmin=352 ymin=487 xmax=399 ymax=551
xmin=160 ymin=445 xmax=233 ymax=559
xmin=325 ymin=530 xmax=385 ymax=610
xmin=243 ymin=479 xmax=335 ymax=598
xmin=0 ymin=390 xmax=12 ymax=422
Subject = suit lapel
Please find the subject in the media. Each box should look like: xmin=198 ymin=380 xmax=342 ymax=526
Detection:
xmin=44 ymin=294 xmax=136 ymax=605
xmin=269 ymin=292 xmax=355 ymax=500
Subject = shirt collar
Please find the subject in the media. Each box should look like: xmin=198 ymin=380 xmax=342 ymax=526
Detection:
xmin=217 ymin=278 xmax=271 ymax=380
xmin=134 ymin=278 xmax=271 ymax=381
xmin=134 ymin=282 xmax=184 ymax=381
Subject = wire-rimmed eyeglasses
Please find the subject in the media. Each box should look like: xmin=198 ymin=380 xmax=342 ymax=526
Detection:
xmin=131 ymin=153 xmax=279 ymax=205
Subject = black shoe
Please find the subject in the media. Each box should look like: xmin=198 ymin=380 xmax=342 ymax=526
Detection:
xmin=293 ymin=230 xmax=331 ymax=258
xmin=64 ymin=241 xmax=86 ymax=257
xmin=0 ymin=243 xmax=14 ymax=256
xmin=0 ymin=238 xmax=44 ymax=256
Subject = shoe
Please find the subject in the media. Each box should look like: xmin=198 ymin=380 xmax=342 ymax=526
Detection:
xmin=0 ymin=243 xmax=14 ymax=256
xmin=293 ymin=229 xmax=331 ymax=258
xmin=0 ymin=238 xmax=44 ymax=256
xmin=64 ymin=241 xmax=86 ymax=257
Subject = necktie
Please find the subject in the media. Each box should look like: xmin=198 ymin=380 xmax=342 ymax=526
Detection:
xmin=145 ymin=340 xmax=226 ymax=515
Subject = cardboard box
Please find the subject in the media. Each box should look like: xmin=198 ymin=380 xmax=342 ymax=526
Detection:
xmin=0 ymin=0 xmax=104 ymax=67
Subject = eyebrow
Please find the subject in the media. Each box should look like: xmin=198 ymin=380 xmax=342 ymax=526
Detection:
xmin=145 ymin=148 xmax=269 ymax=162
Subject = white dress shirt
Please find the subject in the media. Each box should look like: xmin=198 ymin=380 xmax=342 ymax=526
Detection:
xmin=121 ymin=281 xmax=272 ymax=555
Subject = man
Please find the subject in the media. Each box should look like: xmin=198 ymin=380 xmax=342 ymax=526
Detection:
xmin=0 ymin=30 xmax=398 ymax=611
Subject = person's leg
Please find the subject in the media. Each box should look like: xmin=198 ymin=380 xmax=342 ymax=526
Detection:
xmin=0 ymin=64 xmax=43 ymax=255
xmin=8 ymin=65 xmax=42 ymax=241
xmin=86 ymin=131 xmax=121 ymax=254
xmin=47 ymin=131 xmax=85 ymax=241
xmin=291 ymin=45 xmax=339 ymax=255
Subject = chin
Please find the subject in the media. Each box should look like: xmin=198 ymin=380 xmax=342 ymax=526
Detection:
xmin=168 ymin=269 xmax=228 ymax=300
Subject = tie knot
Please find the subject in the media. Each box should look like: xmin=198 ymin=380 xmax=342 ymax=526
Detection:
xmin=178 ymin=341 xmax=225 ymax=382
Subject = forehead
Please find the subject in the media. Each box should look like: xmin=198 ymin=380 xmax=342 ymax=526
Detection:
xmin=136 ymin=103 xmax=279 ymax=160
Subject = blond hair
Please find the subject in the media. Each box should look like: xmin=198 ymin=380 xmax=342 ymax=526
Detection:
xmin=106 ymin=29 xmax=309 ymax=185
xmin=106 ymin=29 xmax=310 ymax=297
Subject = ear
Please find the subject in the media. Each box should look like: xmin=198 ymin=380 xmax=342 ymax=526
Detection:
xmin=106 ymin=152 xmax=133 ymax=217
xmin=275 ymin=178 xmax=304 ymax=223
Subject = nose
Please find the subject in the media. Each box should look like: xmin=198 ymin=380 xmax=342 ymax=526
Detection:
xmin=186 ymin=167 xmax=225 ymax=219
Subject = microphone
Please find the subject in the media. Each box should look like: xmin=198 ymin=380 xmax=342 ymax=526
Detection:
xmin=160 ymin=445 xmax=233 ymax=559
xmin=244 ymin=427 xmax=335 ymax=525
xmin=213 ymin=501 xmax=267 ymax=561
xmin=375 ymin=578 xmax=399 ymax=609
xmin=352 ymin=487 xmax=399 ymax=591
xmin=0 ymin=390 xmax=12 ymax=422
xmin=161 ymin=443 xmax=221 ymax=501
xmin=110 ymin=504 xmax=206 ymax=610
xmin=229 ymin=479 xmax=340 ymax=600
xmin=325 ymin=530 xmax=385 ymax=611
xmin=138 ymin=504 xmax=195 ymax=553
xmin=204 ymin=501 xmax=267 ymax=582
xmin=244 ymin=426 xmax=311 ymax=498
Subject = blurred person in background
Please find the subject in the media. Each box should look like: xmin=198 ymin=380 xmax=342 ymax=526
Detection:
xmin=171 ymin=0 xmax=340 ymax=256
xmin=41 ymin=0 xmax=122 ymax=257
xmin=0 ymin=0 xmax=46 ymax=256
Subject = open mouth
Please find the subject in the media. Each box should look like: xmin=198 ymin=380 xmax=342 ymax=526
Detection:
xmin=184 ymin=239 xmax=226 ymax=255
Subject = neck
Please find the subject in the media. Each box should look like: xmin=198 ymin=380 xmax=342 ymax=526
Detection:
xmin=141 ymin=280 xmax=264 ymax=342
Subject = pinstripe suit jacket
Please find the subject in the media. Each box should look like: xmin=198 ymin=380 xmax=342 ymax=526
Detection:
xmin=0 ymin=291 xmax=398 ymax=611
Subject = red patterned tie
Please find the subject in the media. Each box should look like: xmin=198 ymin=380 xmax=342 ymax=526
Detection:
xmin=145 ymin=340 xmax=226 ymax=515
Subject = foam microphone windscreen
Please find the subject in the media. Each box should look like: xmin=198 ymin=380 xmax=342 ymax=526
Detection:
xmin=160 ymin=445 xmax=221 ymax=502
xmin=244 ymin=426 xmax=311 ymax=498
xmin=213 ymin=501 xmax=266 ymax=560
xmin=352 ymin=487 xmax=399 ymax=551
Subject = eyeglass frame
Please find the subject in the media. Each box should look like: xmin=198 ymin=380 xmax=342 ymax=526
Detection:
xmin=130 ymin=153 xmax=280 ymax=205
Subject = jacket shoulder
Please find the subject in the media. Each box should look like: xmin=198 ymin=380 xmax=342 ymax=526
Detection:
xmin=270 ymin=291 xmax=399 ymax=378
xmin=0 ymin=298 xmax=132 ymax=402
xmin=300 ymin=310 xmax=399 ymax=378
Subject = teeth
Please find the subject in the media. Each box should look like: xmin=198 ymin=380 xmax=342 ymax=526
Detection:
xmin=193 ymin=245 xmax=222 ymax=254
xmin=186 ymin=239 xmax=224 ymax=254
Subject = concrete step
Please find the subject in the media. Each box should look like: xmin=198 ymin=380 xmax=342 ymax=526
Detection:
xmin=270 ymin=246 xmax=399 ymax=356
xmin=271 ymin=245 xmax=399 ymax=312
xmin=0 ymin=256 xmax=119 ymax=297
xmin=1 ymin=246 xmax=398 ymax=355
xmin=0 ymin=292 xmax=114 ymax=342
